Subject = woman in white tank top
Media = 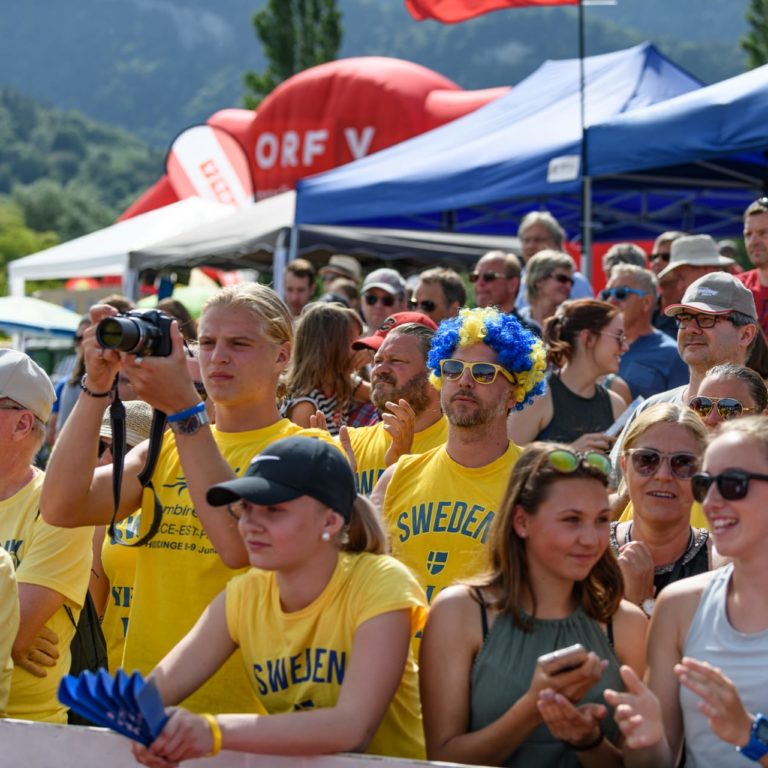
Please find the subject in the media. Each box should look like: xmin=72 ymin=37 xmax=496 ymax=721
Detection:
xmin=603 ymin=417 xmax=768 ymax=767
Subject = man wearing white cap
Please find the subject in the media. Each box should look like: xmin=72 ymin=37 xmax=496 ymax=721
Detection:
xmin=0 ymin=349 xmax=92 ymax=722
xmin=361 ymin=268 xmax=407 ymax=333
xmin=657 ymin=234 xmax=736 ymax=308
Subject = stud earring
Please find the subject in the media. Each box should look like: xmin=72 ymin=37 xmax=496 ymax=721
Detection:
xmin=321 ymin=531 xmax=331 ymax=542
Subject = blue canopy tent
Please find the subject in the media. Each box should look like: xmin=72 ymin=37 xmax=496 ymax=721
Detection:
xmin=582 ymin=63 xmax=768 ymax=240
xmin=294 ymin=43 xmax=702 ymax=258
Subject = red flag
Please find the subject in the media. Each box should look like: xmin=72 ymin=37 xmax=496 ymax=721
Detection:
xmin=406 ymin=0 xmax=578 ymax=23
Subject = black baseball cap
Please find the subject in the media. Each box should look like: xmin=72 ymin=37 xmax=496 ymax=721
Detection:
xmin=206 ymin=436 xmax=355 ymax=522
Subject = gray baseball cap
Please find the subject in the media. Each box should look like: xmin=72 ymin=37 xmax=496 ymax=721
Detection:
xmin=665 ymin=271 xmax=757 ymax=321
xmin=0 ymin=349 xmax=55 ymax=423
xmin=362 ymin=268 xmax=406 ymax=296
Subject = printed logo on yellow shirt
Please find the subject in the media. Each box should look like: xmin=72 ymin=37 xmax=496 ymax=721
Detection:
xmin=426 ymin=551 xmax=448 ymax=575
xmin=2 ymin=539 xmax=22 ymax=568
xmin=395 ymin=500 xmax=495 ymax=544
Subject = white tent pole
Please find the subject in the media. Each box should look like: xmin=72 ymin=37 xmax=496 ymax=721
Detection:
xmin=272 ymin=227 xmax=289 ymax=297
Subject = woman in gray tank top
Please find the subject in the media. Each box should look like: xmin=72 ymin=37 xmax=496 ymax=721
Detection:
xmin=420 ymin=442 xmax=648 ymax=767
xmin=605 ymin=417 xmax=768 ymax=767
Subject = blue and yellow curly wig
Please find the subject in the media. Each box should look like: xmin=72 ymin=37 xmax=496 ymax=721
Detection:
xmin=427 ymin=307 xmax=546 ymax=411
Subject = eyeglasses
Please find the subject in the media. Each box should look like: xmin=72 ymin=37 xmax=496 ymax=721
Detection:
xmin=624 ymin=448 xmax=700 ymax=479
xmin=548 ymin=273 xmax=574 ymax=286
xmin=439 ymin=358 xmax=517 ymax=386
xmin=600 ymin=287 xmax=649 ymax=302
xmin=227 ymin=498 xmax=255 ymax=521
xmin=409 ymin=299 xmax=437 ymax=313
xmin=691 ymin=470 xmax=768 ymax=502
xmin=596 ymin=330 xmax=628 ymax=346
xmin=193 ymin=381 xmax=208 ymax=402
xmin=650 ymin=252 xmax=671 ymax=263
xmin=547 ymin=449 xmax=612 ymax=477
xmin=364 ymin=293 xmax=396 ymax=307
xmin=689 ymin=396 xmax=754 ymax=421
xmin=468 ymin=271 xmax=509 ymax=284
xmin=74 ymin=335 xmax=84 ymax=343
xmin=674 ymin=313 xmax=733 ymax=330
xmin=0 ymin=404 xmax=25 ymax=412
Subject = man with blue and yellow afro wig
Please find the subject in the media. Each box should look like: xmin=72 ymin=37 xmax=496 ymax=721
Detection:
xmin=427 ymin=306 xmax=546 ymax=411
xmin=371 ymin=307 xmax=546 ymax=606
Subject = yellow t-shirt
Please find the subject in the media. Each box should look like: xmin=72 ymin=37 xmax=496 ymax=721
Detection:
xmin=383 ymin=442 xmax=520 ymax=606
xmin=0 ymin=547 xmax=19 ymax=716
xmin=225 ymin=552 xmax=427 ymax=760
xmin=347 ymin=416 xmax=449 ymax=496
xmin=0 ymin=469 xmax=93 ymax=723
xmin=123 ymin=419 xmax=334 ymax=715
xmin=618 ymin=500 xmax=709 ymax=530
xmin=101 ymin=513 xmax=140 ymax=674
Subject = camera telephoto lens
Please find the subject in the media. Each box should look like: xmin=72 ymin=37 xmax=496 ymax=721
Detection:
xmin=96 ymin=317 xmax=143 ymax=353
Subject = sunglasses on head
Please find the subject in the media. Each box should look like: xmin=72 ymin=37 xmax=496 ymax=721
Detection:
xmin=689 ymin=396 xmax=753 ymax=420
xmin=469 ymin=271 xmax=508 ymax=284
xmin=409 ymin=299 xmax=437 ymax=313
xmin=600 ymin=287 xmax=648 ymax=301
xmin=547 ymin=449 xmax=612 ymax=477
xmin=625 ymin=448 xmax=700 ymax=479
xmin=691 ymin=469 xmax=768 ymax=502
xmin=674 ymin=312 xmax=733 ymax=330
xmin=754 ymin=196 xmax=768 ymax=211
xmin=364 ymin=293 xmax=395 ymax=307
xmin=439 ymin=358 xmax=517 ymax=386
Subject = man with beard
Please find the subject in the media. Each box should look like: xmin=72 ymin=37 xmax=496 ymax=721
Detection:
xmin=346 ymin=323 xmax=447 ymax=495
xmin=371 ymin=308 xmax=546 ymax=604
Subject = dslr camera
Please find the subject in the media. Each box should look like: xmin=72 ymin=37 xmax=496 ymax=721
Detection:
xmin=96 ymin=309 xmax=173 ymax=357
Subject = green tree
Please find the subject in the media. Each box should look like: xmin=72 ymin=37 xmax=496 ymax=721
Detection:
xmin=742 ymin=0 xmax=768 ymax=68
xmin=243 ymin=0 xmax=342 ymax=109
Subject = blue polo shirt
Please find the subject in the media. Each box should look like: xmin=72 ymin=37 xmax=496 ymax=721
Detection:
xmin=619 ymin=329 xmax=688 ymax=400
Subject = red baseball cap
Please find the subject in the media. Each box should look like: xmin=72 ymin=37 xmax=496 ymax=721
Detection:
xmin=352 ymin=312 xmax=438 ymax=352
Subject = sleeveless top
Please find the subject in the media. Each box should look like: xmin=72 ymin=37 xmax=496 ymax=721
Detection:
xmin=536 ymin=373 xmax=614 ymax=443
xmin=281 ymin=388 xmax=348 ymax=436
xmin=470 ymin=600 xmax=623 ymax=767
xmin=681 ymin=564 xmax=768 ymax=767
xmin=609 ymin=522 xmax=710 ymax=596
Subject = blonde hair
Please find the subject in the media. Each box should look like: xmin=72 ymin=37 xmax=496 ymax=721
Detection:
xmin=202 ymin=283 xmax=293 ymax=348
xmin=342 ymin=496 xmax=387 ymax=554
xmin=285 ymin=303 xmax=363 ymax=410
xmin=623 ymin=403 xmax=708 ymax=455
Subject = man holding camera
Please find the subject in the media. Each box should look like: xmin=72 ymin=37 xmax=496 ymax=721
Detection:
xmin=0 ymin=350 xmax=92 ymax=722
xmin=41 ymin=285 xmax=335 ymax=715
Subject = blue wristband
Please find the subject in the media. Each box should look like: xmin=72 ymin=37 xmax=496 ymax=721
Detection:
xmin=166 ymin=401 xmax=206 ymax=423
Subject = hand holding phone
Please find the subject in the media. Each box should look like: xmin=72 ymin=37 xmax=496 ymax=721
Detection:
xmin=537 ymin=643 xmax=588 ymax=676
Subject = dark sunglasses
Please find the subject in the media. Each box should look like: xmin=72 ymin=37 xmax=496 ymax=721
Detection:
xmin=600 ymin=287 xmax=649 ymax=301
xmin=625 ymin=448 xmax=700 ymax=479
xmin=469 ymin=271 xmax=508 ymax=284
xmin=549 ymin=273 xmax=574 ymax=286
xmin=674 ymin=313 xmax=733 ymax=330
xmin=689 ymin=396 xmax=754 ymax=420
xmin=691 ymin=470 xmax=768 ymax=502
xmin=409 ymin=299 xmax=437 ymax=313
xmin=440 ymin=358 xmax=517 ymax=386
xmin=364 ymin=293 xmax=395 ymax=307
xmin=650 ymin=252 xmax=670 ymax=263
xmin=74 ymin=335 xmax=84 ymax=343
xmin=547 ymin=449 xmax=612 ymax=477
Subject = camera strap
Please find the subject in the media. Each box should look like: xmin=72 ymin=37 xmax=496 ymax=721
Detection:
xmin=107 ymin=383 xmax=168 ymax=547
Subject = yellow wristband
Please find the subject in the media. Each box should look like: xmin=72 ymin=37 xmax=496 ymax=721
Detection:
xmin=201 ymin=713 xmax=222 ymax=756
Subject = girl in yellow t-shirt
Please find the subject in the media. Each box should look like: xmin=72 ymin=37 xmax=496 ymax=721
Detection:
xmin=133 ymin=436 xmax=426 ymax=766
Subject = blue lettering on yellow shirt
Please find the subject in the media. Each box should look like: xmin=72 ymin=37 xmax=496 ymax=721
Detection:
xmin=252 ymin=648 xmax=347 ymax=696
xmin=396 ymin=501 xmax=495 ymax=544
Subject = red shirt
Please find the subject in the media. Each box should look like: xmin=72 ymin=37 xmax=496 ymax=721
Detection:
xmin=737 ymin=269 xmax=768 ymax=335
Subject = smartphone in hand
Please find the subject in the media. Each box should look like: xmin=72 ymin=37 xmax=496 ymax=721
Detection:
xmin=537 ymin=643 xmax=588 ymax=675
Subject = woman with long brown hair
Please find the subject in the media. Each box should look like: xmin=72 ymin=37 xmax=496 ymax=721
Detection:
xmin=420 ymin=442 xmax=647 ymax=767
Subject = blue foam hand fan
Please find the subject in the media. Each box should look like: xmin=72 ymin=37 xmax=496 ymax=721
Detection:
xmin=58 ymin=669 xmax=169 ymax=746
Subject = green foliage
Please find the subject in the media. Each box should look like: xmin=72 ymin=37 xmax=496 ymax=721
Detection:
xmin=742 ymin=0 xmax=768 ymax=68
xmin=0 ymin=88 xmax=162 ymax=239
xmin=0 ymin=201 xmax=59 ymax=295
xmin=243 ymin=0 xmax=342 ymax=108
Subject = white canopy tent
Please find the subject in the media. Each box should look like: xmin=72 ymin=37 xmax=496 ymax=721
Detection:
xmin=8 ymin=197 xmax=235 ymax=297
